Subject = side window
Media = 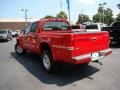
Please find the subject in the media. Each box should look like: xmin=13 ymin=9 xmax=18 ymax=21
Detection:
xmin=7 ymin=30 xmax=9 ymax=34
xmin=114 ymin=22 xmax=120 ymax=27
xmin=24 ymin=24 xmax=31 ymax=34
xmin=30 ymin=22 xmax=38 ymax=32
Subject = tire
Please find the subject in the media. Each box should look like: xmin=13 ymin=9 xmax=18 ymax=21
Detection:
xmin=41 ymin=50 xmax=56 ymax=72
xmin=5 ymin=39 xmax=8 ymax=42
xmin=6 ymin=36 xmax=9 ymax=41
xmin=15 ymin=43 xmax=26 ymax=55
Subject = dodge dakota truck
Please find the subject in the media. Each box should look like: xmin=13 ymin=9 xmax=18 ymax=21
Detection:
xmin=15 ymin=18 xmax=112 ymax=72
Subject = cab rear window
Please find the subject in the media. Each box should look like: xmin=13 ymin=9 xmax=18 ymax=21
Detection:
xmin=85 ymin=25 xmax=98 ymax=29
xmin=43 ymin=21 xmax=70 ymax=31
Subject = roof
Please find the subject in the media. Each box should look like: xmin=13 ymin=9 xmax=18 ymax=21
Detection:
xmin=40 ymin=18 xmax=68 ymax=21
xmin=0 ymin=18 xmax=39 ymax=22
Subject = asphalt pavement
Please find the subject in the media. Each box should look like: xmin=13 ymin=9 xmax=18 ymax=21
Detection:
xmin=0 ymin=38 xmax=120 ymax=90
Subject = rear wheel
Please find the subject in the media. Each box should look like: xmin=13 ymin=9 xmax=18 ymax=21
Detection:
xmin=15 ymin=43 xmax=26 ymax=55
xmin=5 ymin=39 xmax=8 ymax=42
xmin=6 ymin=36 xmax=9 ymax=41
xmin=41 ymin=50 xmax=56 ymax=72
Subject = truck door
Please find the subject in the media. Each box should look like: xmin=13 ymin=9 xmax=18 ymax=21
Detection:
xmin=27 ymin=22 xmax=39 ymax=53
xmin=22 ymin=24 xmax=32 ymax=49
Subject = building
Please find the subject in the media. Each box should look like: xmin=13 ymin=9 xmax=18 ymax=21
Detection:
xmin=0 ymin=18 xmax=38 ymax=31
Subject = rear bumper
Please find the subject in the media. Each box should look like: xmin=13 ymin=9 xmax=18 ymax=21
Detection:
xmin=72 ymin=48 xmax=112 ymax=64
xmin=0 ymin=36 xmax=7 ymax=40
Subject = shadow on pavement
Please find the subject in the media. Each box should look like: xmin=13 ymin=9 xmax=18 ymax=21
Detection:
xmin=10 ymin=52 xmax=100 ymax=86
xmin=0 ymin=40 xmax=8 ymax=43
xmin=110 ymin=42 xmax=120 ymax=48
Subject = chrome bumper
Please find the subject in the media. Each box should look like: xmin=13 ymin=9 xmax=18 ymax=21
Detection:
xmin=72 ymin=48 xmax=112 ymax=61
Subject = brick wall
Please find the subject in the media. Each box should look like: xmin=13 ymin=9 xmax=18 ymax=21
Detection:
xmin=0 ymin=22 xmax=26 ymax=30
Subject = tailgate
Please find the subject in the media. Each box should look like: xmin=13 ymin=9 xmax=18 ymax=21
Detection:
xmin=74 ymin=31 xmax=110 ymax=56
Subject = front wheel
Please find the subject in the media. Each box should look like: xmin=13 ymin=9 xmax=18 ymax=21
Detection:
xmin=15 ymin=43 xmax=26 ymax=55
xmin=41 ymin=50 xmax=56 ymax=72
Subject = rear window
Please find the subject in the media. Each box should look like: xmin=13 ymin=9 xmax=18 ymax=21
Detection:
xmin=71 ymin=25 xmax=80 ymax=29
xmin=85 ymin=25 xmax=98 ymax=29
xmin=43 ymin=21 xmax=70 ymax=31
xmin=112 ymin=22 xmax=120 ymax=27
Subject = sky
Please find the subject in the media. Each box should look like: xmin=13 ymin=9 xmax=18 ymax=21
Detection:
xmin=0 ymin=0 xmax=120 ymax=23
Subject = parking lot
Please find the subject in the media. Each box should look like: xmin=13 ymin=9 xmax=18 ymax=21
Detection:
xmin=0 ymin=38 xmax=120 ymax=90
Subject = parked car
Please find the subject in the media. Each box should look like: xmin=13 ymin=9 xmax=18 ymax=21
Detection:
xmin=71 ymin=24 xmax=86 ymax=32
xmin=11 ymin=31 xmax=17 ymax=37
xmin=84 ymin=23 xmax=107 ymax=32
xmin=0 ymin=29 xmax=12 ymax=41
xmin=15 ymin=18 xmax=112 ymax=72
xmin=102 ymin=21 xmax=120 ymax=43
xmin=12 ymin=30 xmax=21 ymax=37
xmin=15 ymin=30 xmax=21 ymax=36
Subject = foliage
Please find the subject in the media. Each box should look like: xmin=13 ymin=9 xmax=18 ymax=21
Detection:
xmin=93 ymin=12 xmax=102 ymax=23
xmin=44 ymin=15 xmax=54 ymax=19
xmin=76 ymin=14 xmax=90 ymax=24
xmin=56 ymin=11 xmax=67 ymax=19
xmin=92 ymin=7 xmax=114 ymax=25
xmin=104 ymin=8 xmax=114 ymax=25
xmin=116 ymin=13 xmax=120 ymax=22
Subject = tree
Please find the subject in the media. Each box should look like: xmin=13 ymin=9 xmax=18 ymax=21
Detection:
xmin=56 ymin=11 xmax=67 ymax=19
xmin=92 ymin=7 xmax=114 ymax=25
xmin=93 ymin=12 xmax=102 ymax=23
xmin=104 ymin=8 xmax=114 ymax=25
xmin=44 ymin=15 xmax=54 ymax=19
xmin=76 ymin=14 xmax=90 ymax=24
xmin=93 ymin=6 xmax=104 ymax=23
xmin=116 ymin=13 xmax=120 ymax=21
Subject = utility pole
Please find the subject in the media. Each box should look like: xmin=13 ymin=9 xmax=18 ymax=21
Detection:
xmin=21 ymin=9 xmax=28 ymax=26
xmin=99 ymin=2 xmax=106 ymax=24
xmin=60 ymin=0 xmax=63 ymax=12
xmin=66 ymin=0 xmax=70 ymax=23
xmin=117 ymin=4 xmax=120 ymax=9
xmin=81 ymin=9 xmax=84 ymax=23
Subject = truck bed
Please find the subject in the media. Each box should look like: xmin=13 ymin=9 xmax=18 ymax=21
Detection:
xmin=73 ymin=31 xmax=110 ymax=56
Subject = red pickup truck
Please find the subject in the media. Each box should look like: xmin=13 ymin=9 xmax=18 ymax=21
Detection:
xmin=15 ymin=18 xmax=112 ymax=72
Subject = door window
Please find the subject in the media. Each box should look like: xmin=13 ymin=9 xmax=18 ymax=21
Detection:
xmin=30 ymin=22 xmax=38 ymax=33
xmin=24 ymin=24 xmax=31 ymax=34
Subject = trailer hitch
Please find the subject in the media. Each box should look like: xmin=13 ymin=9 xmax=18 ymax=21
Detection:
xmin=92 ymin=59 xmax=103 ymax=65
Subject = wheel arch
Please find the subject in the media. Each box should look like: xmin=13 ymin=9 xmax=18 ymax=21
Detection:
xmin=16 ymin=39 xmax=19 ymax=44
xmin=40 ymin=42 xmax=52 ymax=54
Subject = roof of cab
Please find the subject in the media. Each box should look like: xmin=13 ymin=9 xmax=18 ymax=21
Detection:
xmin=39 ymin=18 xmax=68 ymax=22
